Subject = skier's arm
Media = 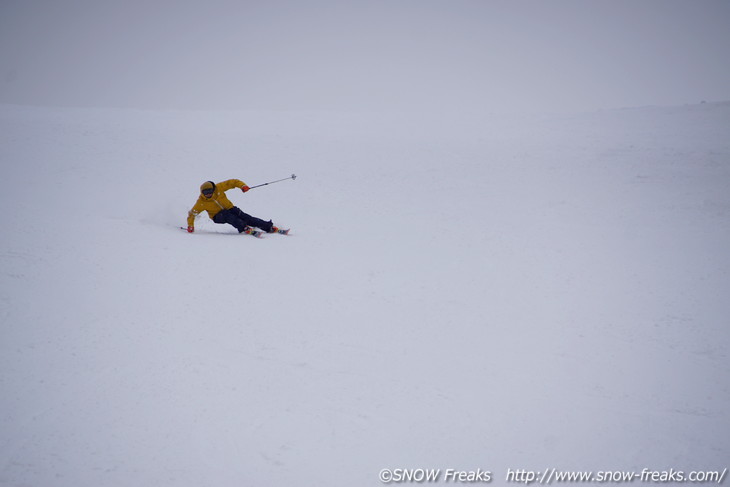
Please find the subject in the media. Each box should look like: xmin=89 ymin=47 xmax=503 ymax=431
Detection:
xmin=218 ymin=178 xmax=250 ymax=193
xmin=187 ymin=201 xmax=204 ymax=228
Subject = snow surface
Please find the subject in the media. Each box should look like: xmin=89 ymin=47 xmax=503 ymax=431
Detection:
xmin=1 ymin=102 xmax=729 ymax=486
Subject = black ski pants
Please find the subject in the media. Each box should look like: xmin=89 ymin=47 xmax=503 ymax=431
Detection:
xmin=213 ymin=207 xmax=273 ymax=233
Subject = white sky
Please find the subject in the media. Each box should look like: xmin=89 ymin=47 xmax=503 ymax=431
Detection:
xmin=1 ymin=0 xmax=729 ymax=113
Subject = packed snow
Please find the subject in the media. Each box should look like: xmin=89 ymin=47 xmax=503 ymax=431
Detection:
xmin=1 ymin=102 xmax=728 ymax=486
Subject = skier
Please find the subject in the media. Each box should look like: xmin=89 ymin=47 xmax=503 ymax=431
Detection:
xmin=186 ymin=179 xmax=282 ymax=235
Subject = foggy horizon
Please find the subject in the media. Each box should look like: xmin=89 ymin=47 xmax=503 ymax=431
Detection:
xmin=1 ymin=0 xmax=730 ymax=114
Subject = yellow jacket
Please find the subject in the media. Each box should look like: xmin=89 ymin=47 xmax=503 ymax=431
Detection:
xmin=187 ymin=179 xmax=247 ymax=227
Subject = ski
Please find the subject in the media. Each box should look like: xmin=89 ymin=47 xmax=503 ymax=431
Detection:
xmin=275 ymin=228 xmax=290 ymax=235
xmin=179 ymin=226 xmax=264 ymax=238
xmin=243 ymin=228 xmax=265 ymax=238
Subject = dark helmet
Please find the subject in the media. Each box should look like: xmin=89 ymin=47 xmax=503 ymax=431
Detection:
xmin=200 ymin=181 xmax=216 ymax=197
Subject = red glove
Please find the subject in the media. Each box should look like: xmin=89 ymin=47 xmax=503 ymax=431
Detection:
xmin=241 ymin=185 xmax=250 ymax=193
xmin=187 ymin=226 xmax=194 ymax=233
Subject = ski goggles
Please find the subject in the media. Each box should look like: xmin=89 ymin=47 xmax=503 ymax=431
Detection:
xmin=202 ymin=188 xmax=214 ymax=197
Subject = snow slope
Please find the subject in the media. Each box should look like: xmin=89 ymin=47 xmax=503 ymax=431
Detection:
xmin=1 ymin=102 xmax=729 ymax=486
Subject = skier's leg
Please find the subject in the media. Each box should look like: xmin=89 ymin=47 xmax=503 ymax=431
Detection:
xmin=213 ymin=208 xmax=250 ymax=233
xmin=230 ymin=207 xmax=274 ymax=232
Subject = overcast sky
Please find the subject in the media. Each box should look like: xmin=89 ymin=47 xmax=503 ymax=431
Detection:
xmin=1 ymin=0 xmax=729 ymax=113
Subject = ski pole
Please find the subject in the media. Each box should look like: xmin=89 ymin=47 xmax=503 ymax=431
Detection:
xmin=249 ymin=173 xmax=297 ymax=189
